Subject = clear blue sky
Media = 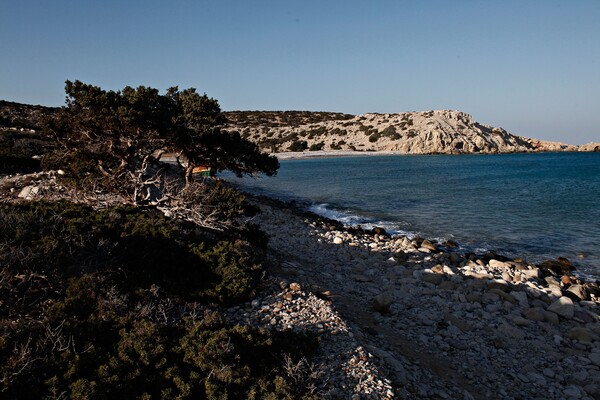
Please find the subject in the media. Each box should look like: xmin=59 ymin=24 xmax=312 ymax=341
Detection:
xmin=1 ymin=0 xmax=599 ymax=144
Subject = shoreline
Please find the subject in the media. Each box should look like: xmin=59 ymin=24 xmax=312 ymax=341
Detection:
xmin=248 ymin=193 xmax=600 ymax=398
xmin=273 ymin=149 xmax=596 ymax=160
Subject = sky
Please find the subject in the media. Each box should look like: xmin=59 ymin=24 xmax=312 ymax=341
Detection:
xmin=1 ymin=0 xmax=599 ymax=144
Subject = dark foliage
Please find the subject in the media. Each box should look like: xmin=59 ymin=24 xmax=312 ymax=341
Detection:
xmin=0 ymin=131 xmax=53 ymax=174
xmin=42 ymin=81 xmax=279 ymax=197
xmin=0 ymin=201 xmax=319 ymax=399
xmin=288 ymin=140 xmax=308 ymax=152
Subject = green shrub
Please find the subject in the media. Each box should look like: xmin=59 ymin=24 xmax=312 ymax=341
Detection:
xmin=0 ymin=200 xmax=321 ymax=399
xmin=368 ymin=132 xmax=381 ymax=142
xmin=288 ymin=140 xmax=307 ymax=152
xmin=309 ymin=142 xmax=324 ymax=151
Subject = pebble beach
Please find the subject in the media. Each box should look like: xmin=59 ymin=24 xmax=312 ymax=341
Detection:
xmin=227 ymin=196 xmax=600 ymax=399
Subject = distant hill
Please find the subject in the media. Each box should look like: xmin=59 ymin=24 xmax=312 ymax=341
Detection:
xmin=224 ymin=109 xmax=591 ymax=154
xmin=1 ymin=100 xmax=597 ymax=154
xmin=0 ymin=100 xmax=58 ymax=131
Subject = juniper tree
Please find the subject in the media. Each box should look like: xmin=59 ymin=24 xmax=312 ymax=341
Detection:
xmin=44 ymin=80 xmax=278 ymax=203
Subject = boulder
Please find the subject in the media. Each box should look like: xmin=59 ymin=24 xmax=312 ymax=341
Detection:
xmin=522 ymin=307 xmax=546 ymax=322
xmin=372 ymin=226 xmax=387 ymax=236
xmin=489 ymin=288 xmax=518 ymax=304
xmin=542 ymin=310 xmax=560 ymax=324
xmin=488 ymin=259 xmax=512 ymax=269
xmin=589 ymin=352 xmax=600 ymax=367
xmin=372 ymin=293 xmax=393 ymax=314
xmin=568 ymin=327 xmax=597 ymax=344
xmin=420 ymin=239 xmax=437 ymax=251
xmin=488 ymin=279 xmax=510 ymax=291
xmin=521 ymin=268 xmax=541 ymax=280
xmin=509 ymin=290 xmax=529 ymax=308
xmin=566 ymin=284 xmax=589 ymax=301
xmin=422 ymin=272 xmax=443 ymax=286
xmin=562 ymin=274 xmax=574 ymax=285
xmin=547 ymin=296 xmax=574 ymax=319
xmin=431 ymin=264 xmax=444 ymax=274
xmin=539 ymin=258 xmax=576 ymax=275
xmin=544 ymin=276 xmax=561 ymax=287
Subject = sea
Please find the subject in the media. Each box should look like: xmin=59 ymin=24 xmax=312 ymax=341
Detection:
xmin=224 ymin=152 xmax=600 ymax=279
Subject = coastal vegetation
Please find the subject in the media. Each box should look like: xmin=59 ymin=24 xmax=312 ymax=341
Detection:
xmin=0 ymin=82 xmax=321 ymax=399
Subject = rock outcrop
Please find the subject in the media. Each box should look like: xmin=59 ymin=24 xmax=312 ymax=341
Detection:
xmin=224 ymin=109 xmax=590 ymax=155
xmin=579 ymin=142 xmax=600 ymax=152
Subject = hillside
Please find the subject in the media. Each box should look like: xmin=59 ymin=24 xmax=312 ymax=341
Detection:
xmin=1 ymin=100 xmax=597 ymax=155
xmin=0 ymin=100 xmax=58 ymax=131
xmin=224 ymin=109 xmax=583 ymax=154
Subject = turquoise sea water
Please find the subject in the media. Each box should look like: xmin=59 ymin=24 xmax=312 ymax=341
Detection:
xmin=225 ymin=152 xmax=600 ymax=278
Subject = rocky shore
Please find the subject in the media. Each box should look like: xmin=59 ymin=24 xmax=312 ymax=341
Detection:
xmin=3 ymin=171 xmax=600 ymax=399
xmin=236 ymin=196 xmax=600 ymax=399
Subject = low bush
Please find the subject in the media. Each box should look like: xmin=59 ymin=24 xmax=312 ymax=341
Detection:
xmin=288 ymin=140 xmax=308 ymax=152
xmin=0 ymin=200 xmax=320 ymax=399
xmin=309 ymin=142 xmax=324 ymax=151
xmin=368 ymin=132 xmax=381 ymax=142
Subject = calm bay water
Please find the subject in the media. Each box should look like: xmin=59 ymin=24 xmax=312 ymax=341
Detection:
xmin=225 ymin=152 xmax=600 ymax=278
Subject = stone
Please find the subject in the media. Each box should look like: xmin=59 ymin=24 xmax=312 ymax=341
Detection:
xmin=566 ymin=284 xmax=588 ymax=301
xmin=420 ymin=239 xmax=437 ymax=251
xmin=545 ymin=276 xmax=561 ymax=287
xmin=333 ymin=237 xmax=343 ymax=245
xmin=522 ymin=307 xmax=546 ymax=321
xmin=547 ymin=296 xmax=574 ymax=319
xmin=522 ymin=268 xmax=541 ymax=279
xmin=443 ymin=313 xmax=474 ymax=332
xmin=422 ymin=272 xmax=443 ymax=285
xmin=543 ymin=310 xmax=560 ymax=324
xmin=496 ymin=322 xmax=525 ymax=340
xmin=543 ymin=368 xmax=555 ymax=378
xmin=449 ymin=252 xmax=461 ymax=266
xmin=18 ymin=185 xmax=39 ymax=199
xmin=539 ymin=258 xmax=576 ymax=275
xmin=372 ymin=226 xmax=387 ymax=236
xmin=488 ymin=259 xmax=511 ymax=269
xmin=372 ymin=293 xmax=393 ymax=314
xmin=289 ymin=282 xmax=302 ymax=292
xmin=488 ymin=279 xmax=510 ymax=291
xmin=513 ymin=316 xmax=532 ymax=326
xmin=439 ymin=281 xmax=456 ymax=291
xmin=489 ymin=288 xmax=518 ymax=304
xmin=431 ymin=264 xmax=444 ymax=274
xmin=464 ymin=270 xmax=493 ymax=280
xmin=589 ymin=352 xmax=600 ymax=367
xmin=563 ymin=385 xmax=582 ymax=399
xmin=568 ymin=327 xmax=596 ymax=344
xmin=509 ymin=290 xmax=529 ymax=307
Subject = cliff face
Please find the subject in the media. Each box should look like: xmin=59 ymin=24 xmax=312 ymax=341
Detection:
xmin=224 ymin=110 xmax=579 ymax=154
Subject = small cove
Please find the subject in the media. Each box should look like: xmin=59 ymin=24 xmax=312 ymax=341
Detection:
xmin=225 ymin=152 xmax=600 ymax=278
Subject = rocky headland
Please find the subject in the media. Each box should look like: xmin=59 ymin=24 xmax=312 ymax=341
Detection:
xmin=224 ymin=109 xmax=596 ymax=155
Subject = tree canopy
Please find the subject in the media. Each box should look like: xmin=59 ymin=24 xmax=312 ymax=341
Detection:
xmin=43 ymin=80 xmax=279 ymax=201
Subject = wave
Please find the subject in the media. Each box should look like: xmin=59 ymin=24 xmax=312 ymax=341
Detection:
xmin=308 ymin=203 xmax=418 ymax=239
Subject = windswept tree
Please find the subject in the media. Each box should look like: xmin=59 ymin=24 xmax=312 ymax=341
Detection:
xmin=43 ymin=80 xmax=278 ymax=203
